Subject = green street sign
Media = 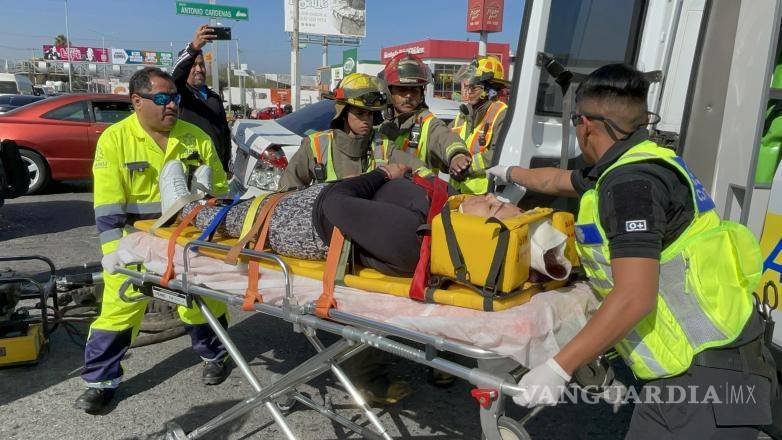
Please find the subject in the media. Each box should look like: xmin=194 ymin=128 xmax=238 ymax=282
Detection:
xmin=176 ymin=1 xmax=249 ymax=21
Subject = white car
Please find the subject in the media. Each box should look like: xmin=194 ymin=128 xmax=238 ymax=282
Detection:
xmin=230 ymin=97 xmax=461 ymax=191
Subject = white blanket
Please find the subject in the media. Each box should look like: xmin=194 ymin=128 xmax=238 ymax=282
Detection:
xmin=114 ymin=232 xmax=598 ymax=369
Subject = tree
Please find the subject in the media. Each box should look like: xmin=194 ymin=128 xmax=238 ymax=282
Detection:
xmin=54 ymin=34 xmax=70 ymax=47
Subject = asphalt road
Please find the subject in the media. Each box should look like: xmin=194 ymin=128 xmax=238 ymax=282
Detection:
xmin=0 ymin=182 xmax=639 ymax=440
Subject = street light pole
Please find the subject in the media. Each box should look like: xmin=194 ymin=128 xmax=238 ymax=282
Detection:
xmin=64 ymin=0 xmax=73 ymax=92
xmin=236 ymin=39 xmax=245 ymax=110
xmin=226 ymin=40 xmax=232 ymax=110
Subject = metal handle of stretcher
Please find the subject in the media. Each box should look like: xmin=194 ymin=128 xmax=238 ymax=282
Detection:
xmin=182 ymin=240 xmax=294 ymax=310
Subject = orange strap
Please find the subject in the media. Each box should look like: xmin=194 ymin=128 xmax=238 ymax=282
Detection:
xmin=159 ymin=199 xmax=217 ymax=287
xmin=315 ymin=227 xmax=345 ymax=318
xmin=224 ymin=193 xmax=287 ymax=265
xmin=231 ymin=193 xmax=288 ymax=311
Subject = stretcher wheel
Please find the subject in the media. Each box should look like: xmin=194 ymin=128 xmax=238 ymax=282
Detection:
xmin=481 ymin=416 xmax=532 ymax=440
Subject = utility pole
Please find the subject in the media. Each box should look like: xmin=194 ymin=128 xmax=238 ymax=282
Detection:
xmin=64 ymin=0 xmax=73 ymax=92
xmin=290 ymin=0 xmax=300 ymax=111
xmin=236 ymin=39 xmax=245 ymax=110
xmin=102 ymin=36 xmax=108 ymax=93
xmin=226 ymin=40 xmax=232 ymax=110
xmin=209 ymin=0 xmax=219 ymax=93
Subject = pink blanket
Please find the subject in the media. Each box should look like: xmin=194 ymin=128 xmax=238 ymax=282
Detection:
xmin=115 ymin=232 xmax=598 ymax=368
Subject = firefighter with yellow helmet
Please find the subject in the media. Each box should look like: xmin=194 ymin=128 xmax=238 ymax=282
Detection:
xmin=450 ymin=55 xmax=512 ymax=194
xmin=377 ymin=52 xmax=472 ymax=177
xmin=279 ymin=72 xmax=429 ymax=190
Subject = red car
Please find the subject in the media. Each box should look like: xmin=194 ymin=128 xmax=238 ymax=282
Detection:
xmin=0 ymin=93 xmax=132 ymax=193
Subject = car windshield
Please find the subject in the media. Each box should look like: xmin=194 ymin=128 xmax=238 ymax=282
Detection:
xmin=0 ymin=81 xmax=18 ymax=94
xmin=275 ymin=100 xmax=335 ymax=136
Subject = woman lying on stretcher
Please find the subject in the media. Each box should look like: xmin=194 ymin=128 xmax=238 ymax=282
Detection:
xmin=155 ymin=160 xmax=570 ymax=280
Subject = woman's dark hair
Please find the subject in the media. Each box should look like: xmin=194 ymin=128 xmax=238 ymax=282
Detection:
xmin=129 ymin=67 xmax=174 ymax=96
xmin=575 ymin=63 xmax=649 ymax=108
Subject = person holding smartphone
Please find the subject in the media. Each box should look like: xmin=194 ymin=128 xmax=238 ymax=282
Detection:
xmin=172 ymin=24 xmax=232 ymax=174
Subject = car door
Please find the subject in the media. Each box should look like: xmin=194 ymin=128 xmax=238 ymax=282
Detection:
xmin=89 ymin=99 xmax=133 ymax=147
xmin=37 ymin=99 xmax=92 ymax=180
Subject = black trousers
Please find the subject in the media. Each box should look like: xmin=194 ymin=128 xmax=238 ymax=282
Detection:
xmin=314 ymin=170 xmax=430 ymax=276
xmin=625 ymin=364 xmax=772 ymax=439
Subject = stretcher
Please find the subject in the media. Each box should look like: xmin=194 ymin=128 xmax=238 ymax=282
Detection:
xmin=112 ymin=227 xmax=601 ymax=440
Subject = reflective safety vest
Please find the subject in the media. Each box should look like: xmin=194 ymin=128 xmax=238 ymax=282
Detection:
xmin=451 ymin=100 xmax=507 ymax=194
xmin=397 ymin=110 xmax=436 ymax=167
xmin=308 ymin=129 xmax=431 ymax=182
xmin=92 ymin=113 xmax=228 ymax=254
xmin=575 ymin=140 xmax=763 ymax=380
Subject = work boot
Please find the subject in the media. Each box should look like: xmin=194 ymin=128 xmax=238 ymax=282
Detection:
xmin=73 ymin=387 xmax=116 ymax=413
xmin=159 ymin=160 xmax=191 ymax=213
xmin=190 ymin=164 xmax=213 ymax=196
xmin=362 ymin=377 xmax=412 ymax=406
xmin=202 ymin=358 xmax=229 ymax=385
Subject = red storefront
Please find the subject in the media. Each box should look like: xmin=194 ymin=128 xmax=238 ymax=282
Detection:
xmin=380 ymin=39 xmax=511 ymax=101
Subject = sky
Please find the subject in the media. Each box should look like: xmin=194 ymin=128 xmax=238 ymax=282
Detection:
xmin=0 ymin=0 xmax=525 ymax=75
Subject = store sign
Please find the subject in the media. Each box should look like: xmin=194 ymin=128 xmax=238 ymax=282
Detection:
xmin=111 ymin=49 xmax=173 ymax=66
xmin=342 ymin=48 xmax=357 ymax=75
xmin=271 ymin=88 xmax=291 ymax=105
xmin=43 ymin=45 xmax=108 ymax=63
xmin=381 ymin=45 xmax=427 ymax=61
xmin=284 ymin=0 xmax=366 ymax=38
xmin=175 ymin=1 xmax=249 ymax=20
xmin=466 ymin=0 xmax=504 ymax=33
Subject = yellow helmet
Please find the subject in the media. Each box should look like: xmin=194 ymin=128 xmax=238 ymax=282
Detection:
xmin=328 ymin=72 xmax=389 ymax=111
xmin=456 ymin=55 xmax=512 ymax=89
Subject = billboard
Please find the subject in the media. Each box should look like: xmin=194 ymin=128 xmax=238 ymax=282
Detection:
xmin=111 ymin=49 xmax=173 ymax=66
xmin=284 ymin=0 xmax=366 ymax=38
xmin=466 ymin=0 xmax=504 ymax=33
xmin=43 ymin=45 xmax=109 ymax=63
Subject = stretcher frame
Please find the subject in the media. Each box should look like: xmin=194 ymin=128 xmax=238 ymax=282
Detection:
xmin=116 ymin=239 xmax=547 ymax=440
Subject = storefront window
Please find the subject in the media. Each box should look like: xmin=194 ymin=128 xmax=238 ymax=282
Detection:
xmin=433 ymin=64 xmax=463 ymax=101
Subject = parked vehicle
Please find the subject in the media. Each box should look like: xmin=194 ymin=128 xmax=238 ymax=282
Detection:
xmin=230 ymin=97 xmax=461 ymax=192
xmin=0 ymin=95 xmax=47 ymax=114
xmin=0 ymin=73 xmax=34 ymax=96
xmin=0 ymin=93 xmax=132 ymax=193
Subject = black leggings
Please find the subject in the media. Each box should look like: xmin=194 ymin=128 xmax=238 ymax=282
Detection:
xmin=314 ymin=170 xmax=430 ymax=276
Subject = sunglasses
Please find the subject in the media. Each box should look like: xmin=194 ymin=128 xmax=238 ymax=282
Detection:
xmin=136 ymin=92 xmax=181 ymax=106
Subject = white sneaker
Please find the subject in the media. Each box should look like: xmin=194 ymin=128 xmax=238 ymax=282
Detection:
xmin=159 ymin=160 xmax=190 ymax=213
xmin=190 ymin=165 xmax=213 ymax=196
xmin=150 ymin=160 xmax=203 ymax=233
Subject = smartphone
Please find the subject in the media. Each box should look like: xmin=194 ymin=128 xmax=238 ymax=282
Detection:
xmin=210 ymin=26 xmax=232 ymax=41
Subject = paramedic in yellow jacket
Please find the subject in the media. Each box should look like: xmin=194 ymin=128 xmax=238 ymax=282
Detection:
xmin=377 ymin=52 xmax=472 ymax=177
xmin=74 ymin=67 xmax=230 ymax=414
xmin=279 ymin=73 xmax=429 ymax=190
xmin=489 ymin=64 xmax=776 ymax=438
xmin=450 ymin=55 xmax=511 ymax=194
